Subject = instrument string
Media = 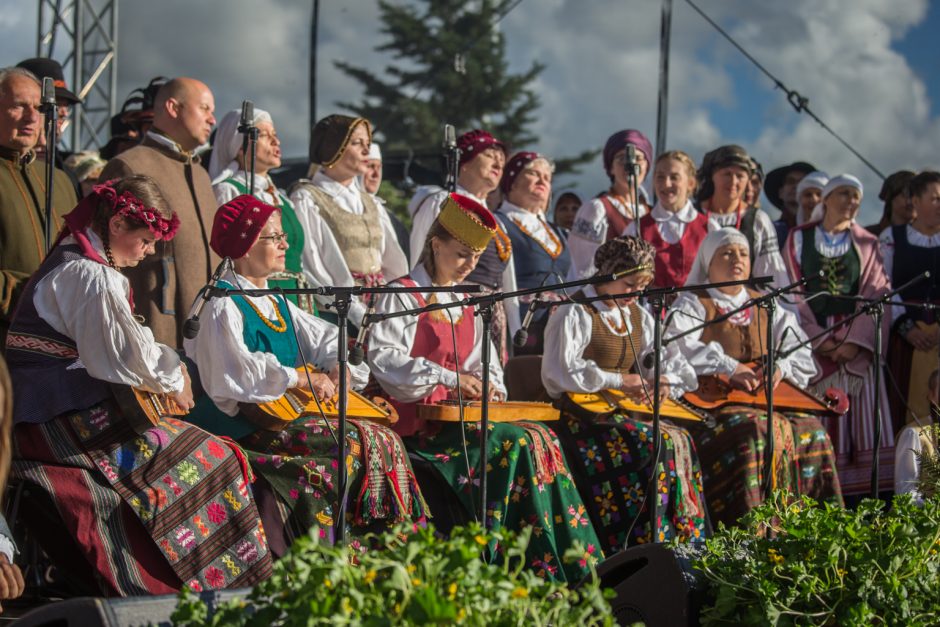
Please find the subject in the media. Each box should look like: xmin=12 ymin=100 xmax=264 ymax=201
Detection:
xmin=446 ymin=300 xmax=480 ymax=525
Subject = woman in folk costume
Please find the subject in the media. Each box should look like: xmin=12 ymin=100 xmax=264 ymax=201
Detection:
xmin=289 ymin=114 xmax=409 ymax=325
xmin=784 ymin=174 xmax=894 ymax=495
xmin=696 ymin=145 xmax=791 ymax=290
xmin=866 ymin=170 xmax=916 ymax=236
xmin=667 ymin=228 xmax=842 ymax=526
xmin=880 ymin=171 xmax=940 ymax=429
xmin=637 ymin=150 xmax=710 ymax=290
xmin=894 ymin=369 xmax=939 ymax=501
xmin=567 ymin=129 xmax=652 ymax=280
xmin=368 ymin=193 xmax=601 ymax=582
xmin=496 ymin=151 xmax=571 ymax=354
xmin=4 ymin=176 xmax=273 ymax=595
xmin=209 ymin=108 xmax=315 ymax=313
xmin=541 ymin=236 xmax=708 ymax=552
xmin=408 ymin=129 xmax=519 ymax=363
xmin=795 ymin=171 xmax=829 ymax=226
xmin=184 ymin=195 xmax=426 ymax=547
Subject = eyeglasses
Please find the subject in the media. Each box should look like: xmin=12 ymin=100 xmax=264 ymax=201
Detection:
xmin=257 ymin=232 xmax=288 ymax=244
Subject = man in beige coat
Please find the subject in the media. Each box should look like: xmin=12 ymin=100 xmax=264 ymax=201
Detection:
xmin=100 ymin=77 xmax=220 ymax=347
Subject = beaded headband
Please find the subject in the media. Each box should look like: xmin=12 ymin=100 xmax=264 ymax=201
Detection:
xmin=438 ymin=193 xmax=497 ymax=252
xmin=93 ymin=180 xmax=180 ymax=240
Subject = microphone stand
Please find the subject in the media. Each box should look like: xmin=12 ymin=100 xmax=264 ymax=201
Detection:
xmin=238 ymin=119 xmax=258 ymax=196
xmin=40 ymin=95 xmax=58 ymax=253
xmin=200 ymin=282 xmax=479 ymax=544
xmin=778 ymin=271 xmax=930 ymax=498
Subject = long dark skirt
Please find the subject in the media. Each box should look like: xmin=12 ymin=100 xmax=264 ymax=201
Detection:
xmin=240 ymin=417 xmax=427 ymax=545
xmin=12 ymin=403 xmax=274 ymax=596
xmin=549 ymin=409 xmax=709 ymax=555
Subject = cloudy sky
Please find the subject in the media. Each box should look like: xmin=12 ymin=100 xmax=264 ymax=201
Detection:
xmin=2 ymin=0 xmax=939 ymax=224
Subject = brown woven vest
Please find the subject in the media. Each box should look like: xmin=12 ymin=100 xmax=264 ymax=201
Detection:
xmin=300 ymin=183 xmax=383 ymax=275
xmin=577 ymin=291 xmax=645 ymax=373
xmin=697 ymin=288 xmax=767 ymax=362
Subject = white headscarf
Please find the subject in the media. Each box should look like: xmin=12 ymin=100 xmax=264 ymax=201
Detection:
xmin=208 ymin=107 xmax=274 ymax=185
xmin=684 ymin=227 xmax=750 ymax=286
xmin=368 ymin=142 xmax=382 ymax=161
xmin=811 ymin=173 xmax=863 ymax=223
xmin=796 ymin=170 xmax=829 ymax=198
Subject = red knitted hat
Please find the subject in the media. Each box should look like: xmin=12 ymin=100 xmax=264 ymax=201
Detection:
xmin=457 ymin=129 xmax=506 ymax=167
xmin=500 ymin=151 xmax=543 ymax=194
xmin=210 ymin=194 xmax=279 ymax=259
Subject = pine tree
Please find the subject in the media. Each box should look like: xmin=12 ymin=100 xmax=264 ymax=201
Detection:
xmin=335 ymin=0 xmax=596 ymax=178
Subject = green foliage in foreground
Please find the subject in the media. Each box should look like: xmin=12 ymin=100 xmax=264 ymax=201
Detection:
xmin=693 ymin=492 xmax=940 ymax=626
xmin=172 ymin=522 xmax=613 ymax=627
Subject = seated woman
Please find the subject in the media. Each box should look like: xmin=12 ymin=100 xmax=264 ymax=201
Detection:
xmin=5 ymin=177 xmax=273 ymax=595
xmin=541 ymin=236 xmax=708 ymax=552
xmin=183 ymin=195 xmax=426 ymax=545
xmin=368 ymin=193 xmax=601 ymax=582
xmin=894 ymin=369 xmax=939 ymax=502
xmin=497 ymin=151 xmax=571 ymax=354
xmin=668 ymin=228 xmax=843 ymax=527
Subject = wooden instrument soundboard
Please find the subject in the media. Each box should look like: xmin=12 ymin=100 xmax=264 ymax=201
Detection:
xmin=683 ymin=364 xmax=849 ymax=417
xmin=566 ymin=389 xmax=715 ymax=427
xmin=111 ymin=385 xmax=189 ymax=434
xmin=417 ymin=400 xmax=560 ymax=422
xmin=243 ymin=387 xmax=399 ymax=431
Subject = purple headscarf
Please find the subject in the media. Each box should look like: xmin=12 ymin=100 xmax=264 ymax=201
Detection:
xmin=603 ymin=129 xmax=653 ymax=179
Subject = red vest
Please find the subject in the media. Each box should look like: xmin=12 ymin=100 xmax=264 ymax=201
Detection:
xmin=639 ymin=211 xmax=709 ymax=288
xmin=597 ymin=194 xmax=635 ymax=241
xmin=388 ymin=277 xmax=476 ymax=437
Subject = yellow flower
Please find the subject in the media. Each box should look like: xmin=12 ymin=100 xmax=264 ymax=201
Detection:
xmin=474 ymin=535 xmax=487 ymax=546
xmin=767 ymin=548 xmax=784 ymax=566
xmin=448 ymin=582 xmax=458 ymax=599
xmin=324 ymin=578 xmax=332 ymax=588
xmin=411 ymin=577 xmax=422 ymax=586
xmin=837 ymin=568 xmax=847 ymax=577
xmin=457 ymin=608 xmax=467 ymax=621
xmin=407 ymin=563 xmax=417 ymax=573
xmin=511 ymin=586 xmax=528 ymax=599
xmin=363 ymin=569 xmax=377 ymax=584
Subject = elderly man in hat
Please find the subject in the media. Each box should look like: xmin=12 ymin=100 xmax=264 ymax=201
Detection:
xmin=696 ymin=145 xmax=790 ymax=290
xmin=0 ymin=66 xmax=77 ymax=343
xmin=99 ymin=77 xmax=219 ymax=347
xmin=764 ymin=161 xmax=817 ymax=243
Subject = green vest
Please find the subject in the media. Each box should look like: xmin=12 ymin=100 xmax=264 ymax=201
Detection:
xmin=224 ymin=178 xmax=316 ymax=313
xmin=801 ymin=227 xmax=860 ymax=326
xmin=188 ymin=281 xmax=299 ymax=439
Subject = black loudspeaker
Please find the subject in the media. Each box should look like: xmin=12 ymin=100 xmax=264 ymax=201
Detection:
xmin=589 ymin=543 xmax=707 ymax=627
xmin=14 ymin=588 xmax=252 ymax=627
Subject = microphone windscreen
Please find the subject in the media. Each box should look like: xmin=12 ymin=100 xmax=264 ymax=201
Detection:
xmin=182 ymin=318 xmax=200 ymax=340
xmin=348 ymin=344 xmax=365 ymax=366
xmin=512 ymin=329 xmax=528 ymax=348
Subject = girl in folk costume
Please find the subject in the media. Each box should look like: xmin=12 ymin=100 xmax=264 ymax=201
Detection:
xmin=880 ymin=171 xmax=940 ymax=429
xmin=497 ymin=152 xmax=571 ymax=354
xmin=209 ymin=108 xmax=315 ymax=313
xmin=408 ymin=129 xmax=519 ymax=363
xmin=368 ymin=194 xmax=601 ymax=582
xmin=696 ymin=145 xmax=791 ymax=290
xmin=184 ymin=195 xmax=426 ymax=547
xmin=784 ymin=174 xmax=894 ymax=495
xmin=567 ymin=129 xmax=652 ymax=280
xmin=667 ymin=228 xmax=842 ymax=526
xmin=894 ymin=369 xmax=939 ymax=501
xmin=4 ymin=177 xmax=273 ymax=595
xmin=795 ymin=171 xmax=829 ymax=227
xmin=289 ymin=115 xmax=409 ymax=325
xmin=541 ymin=236 xmax=708 ymax=552
xmin=638 ymin=150 xmax=710 ymax=289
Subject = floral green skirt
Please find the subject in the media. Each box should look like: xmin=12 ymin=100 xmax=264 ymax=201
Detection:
xmin=406 ymin=420 xmax=601 ymax=583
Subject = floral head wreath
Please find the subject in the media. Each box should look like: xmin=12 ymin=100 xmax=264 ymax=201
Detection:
xmin=93 ymin=180 xmax=180 ymax=240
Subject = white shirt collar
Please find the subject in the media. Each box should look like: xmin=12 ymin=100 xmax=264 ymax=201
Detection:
xmin=455 ymin=184 xmax=488 ymax=207
xmin=652 ymin=200 xmax=697 ymax=224
xmin=312 ymin=168 xmax=362 ymax=197
xmin=704 ymin=286 xmax=748 ymax=307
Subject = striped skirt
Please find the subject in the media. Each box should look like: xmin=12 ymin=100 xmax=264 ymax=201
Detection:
xmin=12 ymin=403 xmax=274 ymax=596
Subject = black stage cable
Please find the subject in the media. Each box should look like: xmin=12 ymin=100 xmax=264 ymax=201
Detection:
xmin=683 ymin=0 xmax=885 ymax=180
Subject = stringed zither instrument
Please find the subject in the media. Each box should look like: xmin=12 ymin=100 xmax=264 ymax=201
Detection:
xmin=682 ymin=362 xmax=849 ymax=417
xmin=566 ymin=389 xmax=716 ymax=427
xmin=111 ymin=384 xmax=189 ymax=434
xmin=242 ymin=386 xmax=399 ymax=431
xmin=418 ymin=400 xmax=560 ymax=422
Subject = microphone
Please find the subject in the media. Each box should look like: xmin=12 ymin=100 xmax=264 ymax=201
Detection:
xmin=626 ymin=144 xmax=639 ymax=176
xmin=348 ymin=296 xmax=377 ymax=366
xmin=40 ymin=77 xmax=56 ymax=112
xmin=238 ymin=99 xmax=254 ymax=153
xmin=513 ymin=299 xmax=540 ymax=348
xmin=442 ymin=123 xmax=458 ymax=192
xmin=183 ymin=258 xmax=231 ymax=340
xmin=443 ymin=123 xmax=456 ymax=150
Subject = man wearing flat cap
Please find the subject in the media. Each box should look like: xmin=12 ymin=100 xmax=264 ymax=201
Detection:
xmin=764 ymin=161 xmax=817 ymax=244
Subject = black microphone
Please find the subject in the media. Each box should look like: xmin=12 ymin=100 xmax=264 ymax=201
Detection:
xmin=443 ymin=123 xmax=457 ymax=192
xmin=348 ymin=297 xmax=377 ymax=366
xmin=238 ymin=99 xmax=254 ymax=153
xmin=40 ymin=77 xmax=56 ymax=113
xmin=183 ymin=258 xmax=231 ymax=340
xmin=626 ymin=143 xmax=639 ymax=177
xmin=513 ymin=299 xmax=540 ymax=348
